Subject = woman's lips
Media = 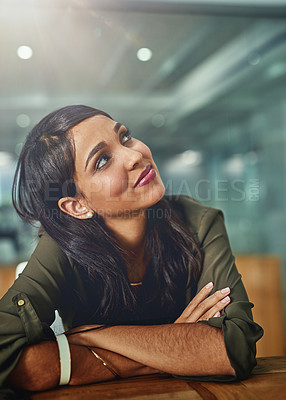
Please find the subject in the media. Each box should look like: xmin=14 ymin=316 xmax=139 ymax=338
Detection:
xmin=134 ymin=164 xmax=156 ymax=188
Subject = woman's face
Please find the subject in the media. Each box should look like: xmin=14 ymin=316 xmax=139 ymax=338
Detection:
xmin=71 ymin=115 xmax=165 ymax=219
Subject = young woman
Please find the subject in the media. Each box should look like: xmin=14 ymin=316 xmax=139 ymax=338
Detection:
xmin=0 ymin=105 xmax=263 ymax=392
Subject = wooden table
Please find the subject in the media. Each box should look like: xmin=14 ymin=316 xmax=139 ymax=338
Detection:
xmin=31 ymin=356 xmax=286 ymax=400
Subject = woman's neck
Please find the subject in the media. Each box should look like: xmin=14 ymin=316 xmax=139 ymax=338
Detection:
xmin=104 ymin=210 xmax=148 ymax=282
xmin=104 ymin=210 xmax=147 ymax=255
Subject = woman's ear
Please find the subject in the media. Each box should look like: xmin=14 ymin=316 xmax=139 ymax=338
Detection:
xmin=58 ymin=197 xmax=94 ymax=219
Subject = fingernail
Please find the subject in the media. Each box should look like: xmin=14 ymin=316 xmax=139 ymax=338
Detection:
xmin=221 ymin=287 xmax=230 ymax=294
xmin=221 ymin=296 xmax=230 ymax=303
xmin=213 ymin=311 xmax=220 ymax=318
xmin=205 ymin=282 xmax=213 ymax=289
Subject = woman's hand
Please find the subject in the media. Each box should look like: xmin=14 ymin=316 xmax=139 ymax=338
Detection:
xmin=175 ymin=282 xmax=230 ymax=323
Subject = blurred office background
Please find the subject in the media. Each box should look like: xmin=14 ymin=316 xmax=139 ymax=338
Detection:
xmin=0 ymin=0 xmax=285 ymax=354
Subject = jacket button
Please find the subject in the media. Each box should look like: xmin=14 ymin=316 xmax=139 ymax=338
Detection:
xmin=18 ymin=299 xmax=25 ymax=306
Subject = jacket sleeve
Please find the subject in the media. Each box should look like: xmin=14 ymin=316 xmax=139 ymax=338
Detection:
xmin=0 ymin=232 xmax=73 ymax=387
xmin=194 ymin=208 xmax=263 ymax=380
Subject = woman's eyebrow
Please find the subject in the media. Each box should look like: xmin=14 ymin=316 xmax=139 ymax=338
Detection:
xmin=114 ymin=122 xmax=125 ymax=133
xmin=84 ymin=123 xmax=125 ymax=171
xmin=85 ymin=141 xmax=106 ymax=171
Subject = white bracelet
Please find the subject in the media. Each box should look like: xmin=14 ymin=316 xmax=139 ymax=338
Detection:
xmin=55 ymin=334 xmax=71 ymax=385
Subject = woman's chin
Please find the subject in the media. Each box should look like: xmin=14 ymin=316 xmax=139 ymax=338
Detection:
xmin=140 ymin=182 xmax=166 ymax=208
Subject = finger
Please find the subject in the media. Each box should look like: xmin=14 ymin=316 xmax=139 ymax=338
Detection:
xmin=199 ymin=287 xmax=230 ymax=312
xmin=179 ymin=282 xmax=214 ymax=319
xmin=198 ymin=295 xmax=231 ymax=321
xmin=186 ymin=288 xmax=231 ymax=322
xmin=175 ymin=282 xmax=214 ymax=323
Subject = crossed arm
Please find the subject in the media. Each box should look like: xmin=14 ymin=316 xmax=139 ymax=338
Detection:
xmin=7 ymin=282 xmax=235 ymax=391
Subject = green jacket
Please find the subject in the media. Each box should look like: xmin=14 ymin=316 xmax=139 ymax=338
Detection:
xmin=0 ymin=195 xmax=263 ymax=387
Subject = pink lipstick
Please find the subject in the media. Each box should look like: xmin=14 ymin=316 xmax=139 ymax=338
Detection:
xmin=134 ymin=164 xmax=156 ymax=188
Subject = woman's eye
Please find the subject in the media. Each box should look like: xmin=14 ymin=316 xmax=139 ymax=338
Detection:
xmin=121 ymin=131 xmax=132 ymax=144
xmin=96 ymin=154 xmax=109 ymax=170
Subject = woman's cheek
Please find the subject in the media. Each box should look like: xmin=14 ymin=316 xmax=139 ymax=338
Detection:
xmin=104 ymin=173 xmax=128 ymax=199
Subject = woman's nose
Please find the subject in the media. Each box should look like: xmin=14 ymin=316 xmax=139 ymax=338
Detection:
xmin=124 ymin=148 xmax=143 ymax=170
